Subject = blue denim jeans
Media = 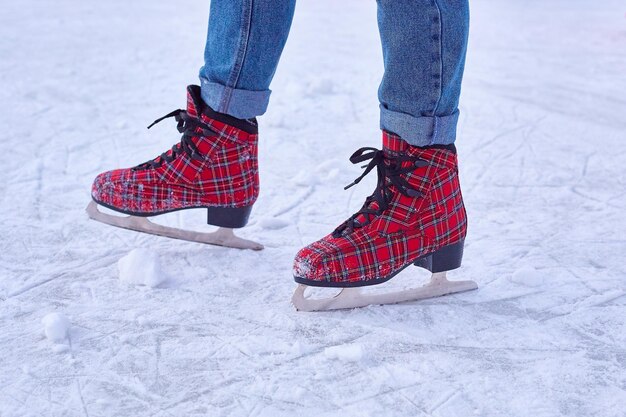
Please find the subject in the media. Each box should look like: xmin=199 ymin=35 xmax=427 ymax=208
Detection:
xmin=199 ymin=0 xmax=469 ymax=146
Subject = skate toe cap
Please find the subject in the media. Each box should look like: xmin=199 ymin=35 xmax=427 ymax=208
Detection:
xmin=294 ymin=235 xmax=387 ymax=285
xmin=91 ymin=169 xmax=133 ymax=207
xmin=293 ymin=246 xmax=330 ymax=282
xmin=91 ymin=170 xmax=119 ymax=202
xmin=293 ymin=236 xmax=349 ymax=283
xmin=91 ymin=171 xmax=110 ymax=201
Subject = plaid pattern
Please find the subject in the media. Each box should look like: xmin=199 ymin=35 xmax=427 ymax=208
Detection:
xmin=91 ymin=86 xmax=259 ymax=215
xmin=293 ymin=131 xmax=467 ymax=286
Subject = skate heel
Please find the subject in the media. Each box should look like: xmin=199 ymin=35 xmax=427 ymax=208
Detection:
xmin=414 ymin=239 xmax=464 ymax=273
xmin=207 ymin=205 xmax=253 ymax=228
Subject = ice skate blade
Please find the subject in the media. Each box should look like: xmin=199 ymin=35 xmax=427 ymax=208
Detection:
xmin=291 ymin=272 xmax=477 ymax=312
xmin=86 ymin=201 xmax=263 ymax=250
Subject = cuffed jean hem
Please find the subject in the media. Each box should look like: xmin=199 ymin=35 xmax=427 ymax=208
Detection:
xmin=380 ymin=105 xmax=459 ymax=146
xmin=200 ymin=77 xmax=271 ymax=119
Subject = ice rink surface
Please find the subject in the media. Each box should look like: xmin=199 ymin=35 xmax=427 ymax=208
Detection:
xmin=1 ymin=1 xmax=625 ymax=416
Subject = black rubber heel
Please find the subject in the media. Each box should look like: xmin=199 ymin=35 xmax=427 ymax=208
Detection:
xmin=413 ymin=239 xmax=464 ymax=273
xmin=207 ymin=205 xmax=253 ymax=228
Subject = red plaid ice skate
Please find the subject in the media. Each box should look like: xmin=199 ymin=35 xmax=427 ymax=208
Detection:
xmin=91 ymin=85 xmax=259 ymax=228
xmin=293 ymin=131 xmax=468 ymax=287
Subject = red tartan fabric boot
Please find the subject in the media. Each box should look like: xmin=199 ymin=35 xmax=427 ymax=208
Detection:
xmin=91 ymin=85 xmax=259 ymax=228
xmin=293 ymin=131 xmax=468 ymax=287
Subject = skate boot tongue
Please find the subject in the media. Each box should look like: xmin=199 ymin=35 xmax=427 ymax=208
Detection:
xmin=382 ymin=131 xmax=409 ymax=157
xmin=185 ymin=85 xmax=206 ymax=119
xmin=185 ymin=85 xmax=259 ymax=135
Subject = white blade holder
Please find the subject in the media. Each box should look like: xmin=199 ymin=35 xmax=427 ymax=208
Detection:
xmin=86 ymin=201 xmax=263 ymax=250
xmin=292 ymin=272 xmax=477 ymax=312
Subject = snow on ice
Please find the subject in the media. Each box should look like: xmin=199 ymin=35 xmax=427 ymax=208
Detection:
xmin=117 ymin=248 xmax=167 ymax=288
xmin=41 ymin=313 xmax=70 ymax=343
xmin=1 ymin=0 xmax=625 ymax=416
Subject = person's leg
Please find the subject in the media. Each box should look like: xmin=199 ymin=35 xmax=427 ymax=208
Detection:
xmin=377 ymin=0 xmax=469 ymax=146
xmin=291 ymin=0 xmax=472 ymax=308
xmin=199 ymin=0 xmax=296 ymax=120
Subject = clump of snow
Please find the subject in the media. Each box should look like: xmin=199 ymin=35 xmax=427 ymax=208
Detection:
xmin=259 ymin=217 xmax=290 ymax=230
xmin=324 ymin=344 xmax=363 ymax=361
xmin=510 ymin=266 xmax=545 ymax=287
xmin=117 ymin=248 xmax=166 ymax=288
xmin=41 ymin=312 xmax=70 ymax=343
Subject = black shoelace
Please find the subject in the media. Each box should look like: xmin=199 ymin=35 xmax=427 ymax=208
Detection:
xmin=332 ymin=147 xmax=429 ymax=237
xmin=134 ymin=109 xmax=217 ymax=170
